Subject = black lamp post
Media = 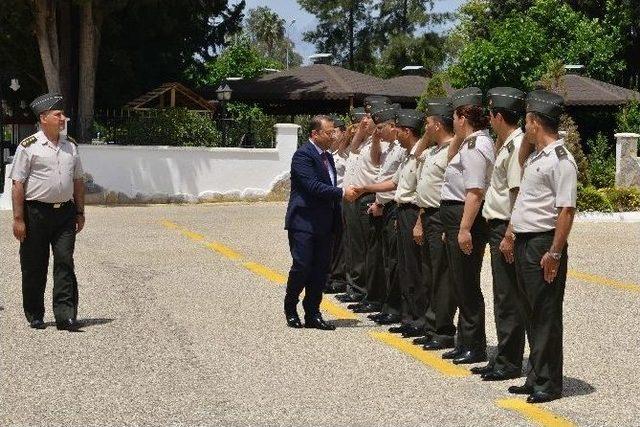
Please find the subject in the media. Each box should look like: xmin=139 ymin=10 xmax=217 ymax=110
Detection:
xmin=1 ymin=77 xmax=20 ymax=193
xmin=215 ymin=82 xmax=233 ymax=146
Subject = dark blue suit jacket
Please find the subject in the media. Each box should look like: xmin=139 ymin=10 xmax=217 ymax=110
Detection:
xmin=285 ymin=141 xmax=343 ymax=235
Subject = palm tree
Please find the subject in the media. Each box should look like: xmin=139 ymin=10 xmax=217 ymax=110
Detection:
xmin=246 ymin=7 xmax=285 ymax=58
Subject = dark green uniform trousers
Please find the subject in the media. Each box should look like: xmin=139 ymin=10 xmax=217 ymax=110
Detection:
xmin=440 ymin=201 xmax=488 ymax=353
xmin=396 ymin=203 xmax=428 ymax=328
xmin=380 ymin=202 xmax=401 ymax=315
xmin=488 ymin=219 xmax=526 ymax=374
xmin=20 ymin=201 xmax=78 ymax=323
xmin=422 ymin=207 xmax=457 ymax=341
xmin=515 ymin=231 xmax=566 ymax=396
xmin=342 ymin=199 xmax=364 ymax=298
xmin=328 ymin=208 xmax=348 ymax=287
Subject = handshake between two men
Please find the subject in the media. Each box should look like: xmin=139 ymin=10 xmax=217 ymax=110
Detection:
xmin=343 ymin=185 xmax=365 ymax=203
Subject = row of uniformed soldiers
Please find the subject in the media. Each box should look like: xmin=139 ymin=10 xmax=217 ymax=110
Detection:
xmin=325 ymin=87 xmax=577 ymax=404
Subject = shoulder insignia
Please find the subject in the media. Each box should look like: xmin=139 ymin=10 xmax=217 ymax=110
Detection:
xmin=507 ymin=140 xmax=514 ymax=153
xmin=555 ymin=146 xmax=567 ymax=159
xmin=67 ymin=136 xmax=77 ymax=146
xmin=20 ymin=135 xmax=37 ymax=147
xmin=466 ymin=136 xmax=477 ymax=149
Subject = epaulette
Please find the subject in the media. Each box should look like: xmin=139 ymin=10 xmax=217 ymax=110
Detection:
xmin=20 ymin=135 xmax=37 ymax=148
xmin=555 ymin=145 xmax=568 ymax=159
xmin=466 ymin=136 xmax=477 ymax=149
xmin=506 ymin=140 xmax=514 ymax=153
xmin=67 ymin=136 xmax=77 ymax=146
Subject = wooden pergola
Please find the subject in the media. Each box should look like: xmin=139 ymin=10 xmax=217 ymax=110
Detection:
xmin=126 ymin=82 xmax=216 ymax=112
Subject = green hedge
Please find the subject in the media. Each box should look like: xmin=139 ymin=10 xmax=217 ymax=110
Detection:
xmin=577 ymin=185 xmax=640 ymax=212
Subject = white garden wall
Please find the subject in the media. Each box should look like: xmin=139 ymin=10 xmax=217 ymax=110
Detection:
xmin=0 ymin=123 xmax=299 ymax=210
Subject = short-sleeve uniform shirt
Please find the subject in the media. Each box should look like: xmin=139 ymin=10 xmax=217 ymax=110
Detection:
xmin=10 ymin=131 xmax=84 ymax=203
xmin=375 ymin=140 xmax=407 ymax=204
xmin=441 ymin=130 xmax=495 ymax=202
xmin=510 ymin=139 xmax=578 ymax=233
xmin=393 ymin=143 xmax=419 ymax=205
xmin=482 ymin=128 xmax=523 ymax=220
xmin=415 ymin=139 xmax=451 ymax=209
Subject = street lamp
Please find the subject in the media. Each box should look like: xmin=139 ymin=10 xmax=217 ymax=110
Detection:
xmin=286 ymin=19 xmax=296 ymax=69
xmin=215 ymin=82 xmax=233 ymax=146
xmin=1 ymin=76 xmax=20 ymax=193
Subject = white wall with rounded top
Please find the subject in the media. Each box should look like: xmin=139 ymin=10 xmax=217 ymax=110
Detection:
xmin=0 ymin=123 xmax=299 ymax=209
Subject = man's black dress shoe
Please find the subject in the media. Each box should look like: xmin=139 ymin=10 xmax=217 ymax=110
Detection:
xmin=508 ymin=384 xmax=534 ymax=395
xmin=56 ymin=318 xmax=82 ymax=332
xmin=452 ymin=350 xmax=487 ymax=365
xmin=442 ymin=347 xmax=463 ymax=359
xmin=29 ymin=319 xmax=46 ymax=330
xmin=470 ymin=364 xmax=494 ymax=375
xmin=347 ymin=302 xmax=365 ymax=310
xmin=388 ymin=323 xmax=411 ymax=334
xmin=401 ymin=326 xmax=423 ymax=338
xmin=422 ymin=338 xmax=455 ymax=351
xmin=305 ymin=316 xmax=336 ymax=330
xmin=286 ymin=315 xmax=303 ymax=328
xmin=527 ymin=391 xmax=561 ymax=403
xmin=482 ymin=369 xmax=521 ymax=381
xmin=376 ymin=314 xmax=401 ymax=325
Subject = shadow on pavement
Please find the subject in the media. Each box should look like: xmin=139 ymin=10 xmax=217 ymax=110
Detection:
xmin=43 ymin=318 xmax=115 ymax=328
xmin=563 ymin=376 xmax=596 ymax=397
xmin=328 ymin=319 xmax=362 ymax=328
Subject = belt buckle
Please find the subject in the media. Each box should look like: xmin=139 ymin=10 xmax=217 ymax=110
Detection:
xmin=53 ymin=203 xmax=62 ymax=208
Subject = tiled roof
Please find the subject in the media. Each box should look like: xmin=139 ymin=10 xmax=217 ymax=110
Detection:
xmin=548 ymin=74 xmax=640 ymax=106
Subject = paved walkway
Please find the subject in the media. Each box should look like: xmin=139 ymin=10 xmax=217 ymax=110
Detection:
xmin=1 ymin=202 xmax=638 ymax=426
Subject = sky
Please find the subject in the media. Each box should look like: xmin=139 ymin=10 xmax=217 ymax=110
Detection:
xmin=239 ymin=0 xmax=467 ymax=64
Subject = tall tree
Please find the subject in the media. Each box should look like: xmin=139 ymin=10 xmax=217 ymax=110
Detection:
xmin=298 ymin=0 xmax=374 ymax=71
xmin=245 ymin=7 xmax=303 ymax=68
xmin=373 ymin=0 xmax=452 ymax=46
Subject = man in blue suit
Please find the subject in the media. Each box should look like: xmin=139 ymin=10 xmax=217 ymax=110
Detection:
xmin=284 ymin=115 xmax=358 ymax=330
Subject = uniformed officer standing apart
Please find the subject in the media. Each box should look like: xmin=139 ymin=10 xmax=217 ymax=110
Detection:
xmin=10 ymin=93 xmax=86 ymax=332
xmin=413 ymin=98 xmax=458 ymax=350
xmin=474 ymin=87 xmax=528 ymax=381
xmin=507 ymin=90 xmax=576 ymax=404
xmin=440 ymin=87 xmax=495 ymax=364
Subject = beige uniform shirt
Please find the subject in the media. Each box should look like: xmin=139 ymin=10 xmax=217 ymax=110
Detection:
xmin=342 ymin=151 xmax=360 ymax=188
xmin=351 ymin=137 xmax=380 ymax=187
xmin=415 ymin=139 xmax=451 ymax=208
xmin=393 ymin=144 xmax=419 ymax=205
xmin=511 ymin=139 xmax=577 ymax=233
xmin=332 ymin=150 xmax=349 ymax=188
xmin=375 ymin=140 xmax=407 ymax=205
xmin=441 ymin=130 xmax=495 ymax=202
xmin=482 ymin=128 xmax=524 ymax=220
xmin=10 ymin=131 xmax=84 ymax=203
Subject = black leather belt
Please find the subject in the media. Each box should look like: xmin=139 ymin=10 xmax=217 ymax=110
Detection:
xmin=25 ymin=200 xmax=73 ymax=209
xmin=440 ymin=200 xmax=464 ymax=206
xmin=398 ymin=203 xmax=420 ymax=210
xmin=514 ymin=229 xmax=555 ymax=239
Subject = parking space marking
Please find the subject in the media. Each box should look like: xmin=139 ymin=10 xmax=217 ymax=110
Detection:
xmin=568 ymin=269 xmax=639 ymax=292
xmin=496 ymin=398 xmax=576 ymax=427
xmin=370 ymin=331 xmax=470 ymax=377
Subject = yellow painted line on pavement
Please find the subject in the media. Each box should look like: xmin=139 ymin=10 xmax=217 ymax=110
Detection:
xmin=496 ymin=398 xmax=576 ymax=427
xmin=369 ymin=331 xmax=470 ymax=378
xmin=162 ymin=220 xmax=356 ymax=320
xmin=207 ymin=242 xmax=243 ymax=261
xmin=243 ymin=261 xmax=286 ymax=284
xmin=568 ymin=269 xmax=640 ymax=292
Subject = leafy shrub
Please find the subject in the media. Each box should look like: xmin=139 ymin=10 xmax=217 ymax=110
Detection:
xmin=600 ymin=187 xmax=640 ymax=212
xmin=586 ymin=133 xmax=615 ymax=189
xmin=616 ymin=99 xmax=640 ymax=134
xmin=225 ymin=102 xmax=276 ymax=148
xmin=123 ymin=108 xmax=221 ymax=147
xmin=577 ymin=184 xmax=613 ymax=212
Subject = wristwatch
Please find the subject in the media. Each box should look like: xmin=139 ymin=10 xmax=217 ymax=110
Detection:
xmin=548 ymin=251 xmax=561 ymax=261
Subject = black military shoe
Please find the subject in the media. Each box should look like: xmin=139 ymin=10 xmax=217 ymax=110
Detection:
xmin=376 ymin=313 xmax=401 ymax=325
xmin=29 ymin=319 xmax=46 ymax=330
xmin=412 ymin=336 xmax=433 ymax=346
xmin=481 ymin=370 xmax=521 ymax=381
xmin=470 ymin=364 xmax=494 ymax=375
xmin=422 ymin=338 xmax=455 ymax=351
xmin=56 ymin=318 xmax=82 ymax=332
xmin=527 ymin=391 xmax=561 ymax=403
xmin=508 ymin=384 xmax=534 ymax=395
xmin=325 ymin=282 xmax=347 ymax=294
xmin=368 ymin=312 xmax=386 ymax=321
xmin=286 ymin=314 xmax=303 ymax=328
xmin=442 ymin=347 xmax=463 ymax=359
xmin=401 ymin=326 xmax=424 ymax=338
xmin=388 ymin=323 xmax=412 ymax=334
xmin=335 ymin=293 xmax=364 ymax=303
xmin=452 ymin=350 xmax=487 ymax=365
